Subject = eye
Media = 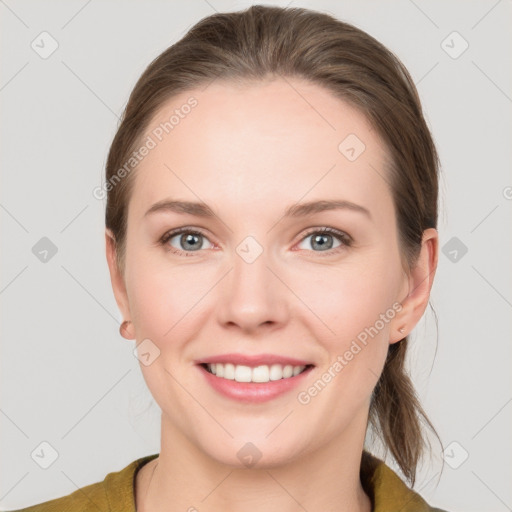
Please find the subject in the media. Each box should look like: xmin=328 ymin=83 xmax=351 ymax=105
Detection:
xmin=159 ymin=226 xmax=352 ymax=257
xmin=159 ymin=228 xmax=214 ymax=256
xmin=296 ymin=227 xmax=352 ymax=255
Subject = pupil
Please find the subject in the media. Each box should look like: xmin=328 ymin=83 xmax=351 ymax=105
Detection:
xmin=313 ymin=234 xmax=332 ymax=251
xmin=183 ymin=233 xmax=200 ymax=250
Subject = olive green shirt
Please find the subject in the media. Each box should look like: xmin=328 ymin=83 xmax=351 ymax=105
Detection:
xmin=11 ymin=451 xmax=448 ymax=511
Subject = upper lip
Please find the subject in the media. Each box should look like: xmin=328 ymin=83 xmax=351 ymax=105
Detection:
xmin=195 ymin=353 xmax=314 ymax=367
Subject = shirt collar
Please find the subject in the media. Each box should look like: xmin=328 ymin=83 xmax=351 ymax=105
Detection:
xmin=360 ymin=450 xmax=434 ymax=511
xmin=104 ymin=451 xmax=436 ymax=511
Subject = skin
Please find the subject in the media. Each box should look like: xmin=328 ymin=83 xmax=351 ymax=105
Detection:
xmin=106 ymin=78 xmax=438 ymax=512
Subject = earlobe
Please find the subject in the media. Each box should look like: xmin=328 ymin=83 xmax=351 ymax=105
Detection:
xmin=389 ymin=228 xmax=439 ymax=344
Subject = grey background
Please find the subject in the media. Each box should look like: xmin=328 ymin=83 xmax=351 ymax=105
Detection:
xmin=1 ymin=0 xmax=511 ymax=511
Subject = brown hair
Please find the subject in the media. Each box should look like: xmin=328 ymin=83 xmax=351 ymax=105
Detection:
xmin=105 ymin=5 xmax=442 ymax=486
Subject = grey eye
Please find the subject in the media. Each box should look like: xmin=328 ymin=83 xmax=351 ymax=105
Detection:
xmin=164 ymin=230 xmax=214 ymax=253
xmin=298 ymin=231 xmax=344 ymax=252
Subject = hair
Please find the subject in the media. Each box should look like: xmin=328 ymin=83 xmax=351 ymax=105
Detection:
xmin=105 ymin=5 xmax=442 ymax=486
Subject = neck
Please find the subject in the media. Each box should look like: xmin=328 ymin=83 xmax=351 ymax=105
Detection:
xmin=137 ymin=413 xmax=372 ymax=512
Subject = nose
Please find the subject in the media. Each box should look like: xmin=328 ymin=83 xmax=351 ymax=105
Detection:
xmin=216 ymin=243 xmax=289 ymax=334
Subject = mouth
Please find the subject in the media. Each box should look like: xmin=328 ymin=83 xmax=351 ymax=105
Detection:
xmin=199 ymin=362 xmax=314 ymax=383
xmin=195 ymin=356 xmax=315 ymax=403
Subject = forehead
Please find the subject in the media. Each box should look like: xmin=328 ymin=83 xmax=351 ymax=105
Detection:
xmin=128 ymin=78 xmax=393 ymax=224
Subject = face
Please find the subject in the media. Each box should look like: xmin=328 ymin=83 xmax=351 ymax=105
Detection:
xmin=108 ymin=78 xmax=430 ymax=468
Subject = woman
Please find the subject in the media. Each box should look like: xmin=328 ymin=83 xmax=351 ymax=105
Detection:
xmin=14 ymin=5 xmax=449 ymax=512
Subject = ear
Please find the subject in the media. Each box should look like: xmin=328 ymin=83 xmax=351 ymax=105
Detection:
xmin=389 ymin=227 xmax=439 ymax=344
xmin=105 ymin=228 xmax=134 ymax=339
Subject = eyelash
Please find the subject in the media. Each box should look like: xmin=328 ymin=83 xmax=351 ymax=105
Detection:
xmin=159 ymin=226 xmax=353 ymax=257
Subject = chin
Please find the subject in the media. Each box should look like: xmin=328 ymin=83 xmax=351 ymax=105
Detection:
xmin=195 ymin=433 xmax=304 ymax=470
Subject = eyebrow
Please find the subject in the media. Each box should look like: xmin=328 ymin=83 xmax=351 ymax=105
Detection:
xmin=144 ymin=198 xmax=371 ymax=221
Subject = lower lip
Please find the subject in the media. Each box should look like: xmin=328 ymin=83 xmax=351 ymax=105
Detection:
xmin=197 ymin=364 xmax=314 ymax=403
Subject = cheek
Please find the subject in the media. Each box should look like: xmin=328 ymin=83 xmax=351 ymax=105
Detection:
xmin=126 ymin=260 xmax=202 ymax=414
xmin=298 ymin=265 xmax=397 ymax=412
xmin=129 ymin=273 xmax=169 ymax=334
xmin=292 ymin=258 xmax=401 ymax=340
xmin=126 ymin=252 xmax=214 ymax=342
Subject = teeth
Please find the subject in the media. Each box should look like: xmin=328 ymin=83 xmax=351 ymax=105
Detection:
xmin=224 ymin=363 xmax=235 ymax=380
xmin=234 ymin=364 xmax=252 ymax=382
xmin=252 ymin=365 xmax=269 ymax=383
xmin=269 ymin=364 xmax=283 ymax=381
xmin=205 ymin=363 xmax=307 ymax=383
xmin=282 ymin=365 xmax=293 ymax=378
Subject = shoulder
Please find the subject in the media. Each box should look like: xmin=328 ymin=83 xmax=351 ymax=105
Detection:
xmin=360 ymin=450 xmax=451 ymax=512
xmin=8 ymin=454 xmax=159 ymax=512
xmin=8 ymin=479 xmax=107 ymax=512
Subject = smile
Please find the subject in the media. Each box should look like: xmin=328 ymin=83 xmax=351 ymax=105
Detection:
xmin=197 ymin=361 xmax=315 ymax=403
xmin=202 ymin=362 xmax=311 ymax=383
